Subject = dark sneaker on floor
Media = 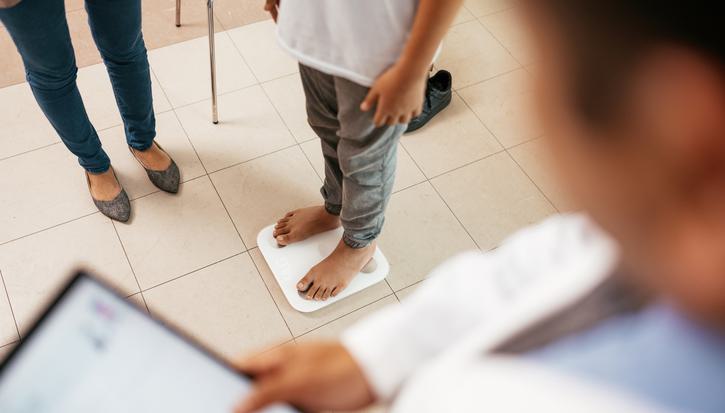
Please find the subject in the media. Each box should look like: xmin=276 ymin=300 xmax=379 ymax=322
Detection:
xmin=405 ymin=70 xmax=453 ymax=133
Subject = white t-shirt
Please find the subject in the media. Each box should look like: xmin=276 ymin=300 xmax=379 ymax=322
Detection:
xmin=276 ymin=0 xmax=418 ymax=86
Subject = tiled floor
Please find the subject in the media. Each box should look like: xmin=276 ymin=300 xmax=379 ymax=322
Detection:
xmin=0 ymin=0 xmax=571 ymax=376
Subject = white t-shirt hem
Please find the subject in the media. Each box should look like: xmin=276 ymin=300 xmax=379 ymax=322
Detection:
xmin=277 ymin=35 xmax=376 ymax=87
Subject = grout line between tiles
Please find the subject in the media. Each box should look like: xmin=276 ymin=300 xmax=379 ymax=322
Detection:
xmin=0 ymin=210 xmax=99 ymax=248
xmin=247 ymin=247 xmax=295 ymax=340
xmin=0 ymin=141 xmax=61 ymax=163
xmin=0 ymin=269 xmax=21 ymax=343
xmin=110 ymin=219 xmax=151 ymax=314
xmin=428 ymin=179 xmax=482 ymax=250
xmin=393 ymin=279 xmax=425 ymax=301
xmin=396 ymin=144 xmax=482 ymax=250
xmin=0 ymin=341 xmax=18 ymax=350
xmin=423 ymin=147 xmax=507 ymax=181
xmin=204 ymin=141 xmax=299 ymax=175
xmin=454 ymin=82 xmax=557 ymax=222
xmin=0 ymin=140 xmax=299 ymax=253
xmin=156 ymin=68 xmax=250 ymax=252
xmin=476 ymin=11 xmax=530 ymax=69
xmin=293 ymin=293 xmax=397 ymax=340
xmin=139 ymin=251 xmax=247 ymax=293
xmin=208 ymin=176 xmax=250 ymax=251
xmin=504 ymin=146 xmax=560 ymax=213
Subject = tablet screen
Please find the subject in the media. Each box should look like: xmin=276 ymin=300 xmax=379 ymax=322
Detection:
xmin=0 ymin=275 xmax=297 ymax=413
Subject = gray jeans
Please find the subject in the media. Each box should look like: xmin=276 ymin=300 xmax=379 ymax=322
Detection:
xmin=299 ymin=64 xmax=405 ymax=248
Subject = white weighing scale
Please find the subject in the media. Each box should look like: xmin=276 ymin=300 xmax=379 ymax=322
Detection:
xmin=257 ymin=225 xmax=390 ymax=312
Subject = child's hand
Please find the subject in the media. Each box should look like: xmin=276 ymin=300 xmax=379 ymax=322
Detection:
xmin=264 ymin=0 xmax=279 ymax=22
xmin=360 ymin=62 xmax=428 ymax=127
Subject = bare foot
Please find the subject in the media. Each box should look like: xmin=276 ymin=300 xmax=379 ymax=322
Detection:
xmin=297 ymin=240 xmax=376 ymax=301
xmin=87 ymin=169 xmax=122 ymax=201
xmin=274 ymin=206 xmax=341 ymax=246
xmin=131 ymin=142 xmax=171 ymax=171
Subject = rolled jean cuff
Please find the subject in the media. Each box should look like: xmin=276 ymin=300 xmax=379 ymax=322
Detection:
xmin=128 ymin=140 xmax=154 ymax=152
xmin=79 ymin=150 xmax=112 ymax=174
xmin=325 ymin=202 xmax=342 ymax=216
xmin=342 ymin=231 xmax=374 ymax=249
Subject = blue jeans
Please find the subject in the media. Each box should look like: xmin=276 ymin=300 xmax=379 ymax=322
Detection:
xmin=0 ymin=0 xmax=156 ymax=173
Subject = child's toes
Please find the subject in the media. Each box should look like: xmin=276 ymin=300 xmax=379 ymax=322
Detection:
xmin=297 ymin=272 xmax=315 ymax=293
xmin=274 ymin=219 xmax=288 ymax=229
xmin=273 ymin=226 xmax=290 ymax=237
xmin=306 ymin=284 xmax=321 ymax=300
xmin=321 ymin=288 xmax=332 ymax=301
xmin=331 ymin=283 xmax=347 ymax=297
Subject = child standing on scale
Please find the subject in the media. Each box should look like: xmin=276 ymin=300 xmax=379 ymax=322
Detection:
xmin=264 ymin=0 xmax=463 ymax=301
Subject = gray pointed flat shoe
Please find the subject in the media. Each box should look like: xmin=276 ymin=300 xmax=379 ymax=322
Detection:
xmin=86 ymin=168 xmax=131 ymax=223
xmin=130 ymin=142 xmax=180 ymax=194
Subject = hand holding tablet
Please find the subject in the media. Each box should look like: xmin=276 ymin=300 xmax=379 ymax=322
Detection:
xmin=0 ymin=271 xmax=300 ymax=413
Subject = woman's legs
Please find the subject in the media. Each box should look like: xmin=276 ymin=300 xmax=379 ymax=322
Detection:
xmin=85 ymin=0 xmax=156 ymax=151
xmin=0 ymin=0 xmax=110 ymax=173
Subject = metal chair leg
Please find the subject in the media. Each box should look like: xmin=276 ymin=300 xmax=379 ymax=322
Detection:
xmin=175 ymin=0 xmax=181 ymax=27
xmin=207 ymin=0 xmax=219 ymax=124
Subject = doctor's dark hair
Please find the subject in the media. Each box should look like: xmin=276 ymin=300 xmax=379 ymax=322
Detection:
xmin=534 ymin=1 xmax=724 ymax=126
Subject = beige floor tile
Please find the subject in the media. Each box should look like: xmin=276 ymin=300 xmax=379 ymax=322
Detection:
xmin=176 ymin=86 xmax=296 ymax=172
xmin=458 ymin=68 xmax=541 ymax=147
xmin=436 ymin=20 xmax=519 ymax=89
xmin=300 ymin=140 xmax=426 ymax=194
xmin=0 ymin=144 xmax=97 ymax=244
xmin=394 ymin=281 xmax=423 ymax=302
xmin=0 ymin=283 xmax=18 ymax=346
xmin=297 ymin=296 xmax=398 ymax=342
xmin=76 ymin=63 xmax=172 ymax=132
xmin=261 ymin=73 xmax=315 ymax=143
xmin=141 ymin=0 xmax=224 ymax=51
xmin=401 ymin=94 xmax=501 ymax=177
xmin=211 ymin=146 xmax=321 ymax=248
xmin=480 ymin=8 xmax=534 ymax=66
xmin=249 ymin=248 xmax=393 ymax=338
xmin=0 ymin=83 xmax=59 ymax=160
xmin=0 ymin=342 xmax=17 ymax=362
xmin=0 ymin=213 xmax=138 ymax=335
xmin=508 ymin=138 xmax=577 ymax=212
xmin=145 ymin=253 xmax=291 ymax=360
xmin=0 ymin=28 xmax=25 ymax=88
xmin=464 ymin=0 xmax=514 ymax=17
xmin=379 ymin=182 xmax=478 ymax=291
xmin=431 ymin=152 xmax=556 ymax=250
xmin=99 ymin=111 xmax=205 ymax=200
xmin=0 ymin=341 xmax=20 ymax=364
xmin=66 ymin=9 xmax=103 ymax=68
xmin=453 ymin=6 xmax=476 ymax=26
xmin=115 ymin=176 xmax=244 ymax=289
xmin=215 ymin=0 xmax=270 ymax=31
xmin=149 ymin=33 xmax=255 ymax=108
xmin=227 ymin=20 xmax=299 ymax=83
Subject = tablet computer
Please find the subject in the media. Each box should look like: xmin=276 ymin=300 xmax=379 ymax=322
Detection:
xmin=0 ymin=270 xmax=299 ymax=413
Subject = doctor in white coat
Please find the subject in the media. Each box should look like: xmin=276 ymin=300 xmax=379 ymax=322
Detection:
xmin=234 ymin=2 xmax=725 ymax=412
